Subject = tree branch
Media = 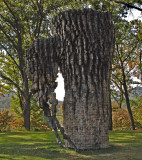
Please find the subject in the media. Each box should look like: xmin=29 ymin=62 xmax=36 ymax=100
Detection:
xmin=0 ymin=26 xmax=18 ymax=50
xmin=0 ymin=44 xmax=20 ymax=70
xmin=115 ymin=1 xmax=142 ymax=11
xmin=3 ymin=0 xmax=19 ymax=26
xmin=111 ymin=77 xmax=125 ymax=95
xmin=33 ymin=0 xmax=44 ymax=38
xmin=0 ymin=71 xmax=24 ymax=96
xmin=0 ymin=13 xmax=18 ymax=33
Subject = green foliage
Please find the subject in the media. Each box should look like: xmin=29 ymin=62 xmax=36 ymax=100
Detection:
xmin=135 ymin=20 xmax=142 ymax=40
xmin=30 ymin=97 xmax=45 ymax=129
xmin=0 ymin=0 xmax=79 ymax=130
xmin=133 ymin=107 xmax=142 ymax=127
xmin=10 ymin=94 xmax=23 ymax=118
xmin=130 ymin=95 xmax=142 ymax=108
xmin=111 ymin=18 xmax=141 ymax=110
xmin=10 ymin=94 xmax=48 ymax=130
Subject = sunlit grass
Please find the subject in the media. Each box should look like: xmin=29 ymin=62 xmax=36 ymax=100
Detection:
xmin=0 ymin=130 xmax=142 ymax=160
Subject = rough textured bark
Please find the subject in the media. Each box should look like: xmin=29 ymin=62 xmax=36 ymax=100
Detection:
xmin=26 ymin=8 xmax=115 ymax=150
xmin=51 ymin=9 xmax=115 ymax=149
xmin=26 ymin=37 xmax=77 ymax=149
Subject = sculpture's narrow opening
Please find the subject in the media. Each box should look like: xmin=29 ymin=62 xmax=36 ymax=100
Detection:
xmin=54 ymin=69 xmax=65 ymax=102
xmin=54 ymin=70 xmax=65 ymax=126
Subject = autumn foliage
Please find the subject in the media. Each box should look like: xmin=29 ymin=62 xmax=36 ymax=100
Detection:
xmin=112 ymin=108 xmax=142 ymax=130
xmin=1 ymin=107 xmax=142 ymax=132
xmin=0 ymin=110 xmax=51 ymax=132
xmin=0 ymin=110 xmax=24 ymax=132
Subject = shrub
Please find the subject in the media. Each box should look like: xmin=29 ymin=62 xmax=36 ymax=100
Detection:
xmin=112 ymin=108 xmax=142 ymax=130
xmin=133 ymin=107 xmax=142 ymax=129
xmin=112 ymin=108 xmax=131 ymax=130
xmin=0 ymin=110 xmax=51 ymax=132
xmin=0 ymin=110 xmax=15 ymax=132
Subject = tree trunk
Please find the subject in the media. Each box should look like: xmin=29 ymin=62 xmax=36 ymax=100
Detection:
xmin=23 ymin=73 xmax=31 ymax=131
xmin=140 ymin=50 xmax=142 ymax=82
xmin=121 ymin=60 xmax=135 ymax=130
xmin=119 ymin=90 xmax=123 ymax=109
xmin=109 ymin=91 xmax=113 ymax=130
xmin=23 ymin=103 xmax=30 ymax=131
xmin=109 ymin=66 xmax=113 ymax=131
xmin=18 ymin=43 xmax=31 ymax=131
xmin=51 ymin=9 xmax=115 ymax=149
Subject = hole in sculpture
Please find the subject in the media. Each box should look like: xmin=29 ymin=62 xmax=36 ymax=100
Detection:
xmin=54 ymin=70 xmax=65 ymax=102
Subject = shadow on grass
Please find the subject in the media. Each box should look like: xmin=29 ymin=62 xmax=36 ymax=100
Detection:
xmin=77 ymin=144 xmax=124 ymax=156
xmin=0 ymin=131 xmax=88 ymax=160
xmin=0 ymin=131 xmax=142 ymax=160
xmin=0 ymin=143 xmax=122 ymax=160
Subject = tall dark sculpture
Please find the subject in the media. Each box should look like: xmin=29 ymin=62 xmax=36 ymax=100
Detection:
xmin=26 ymin=8 xmax=115 ymax=150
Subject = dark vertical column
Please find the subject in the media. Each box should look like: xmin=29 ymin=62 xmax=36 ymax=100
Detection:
xmin=51 ymin=9 xmax=115 ymax=149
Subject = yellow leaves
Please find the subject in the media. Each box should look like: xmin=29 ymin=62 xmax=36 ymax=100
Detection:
xmin=112 ymin=108 xmax=131 ymax=130
xmin=137 ymin=32 xmax=142 ymax=41
xmin=128 ymin=61 xmax=137 ymax=70
xmin=137 ymin=22 xmax=142 ymax=41
xmin=0 ymin=84 xmax=4 ymax=97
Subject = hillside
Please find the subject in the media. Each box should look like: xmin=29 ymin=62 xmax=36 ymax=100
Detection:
xmin=0 ymin=94 xmax=11 ymax=109
xmin=130 ymin=86 xmax=142 ymax=99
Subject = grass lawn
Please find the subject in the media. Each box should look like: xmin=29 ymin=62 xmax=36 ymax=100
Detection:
xmin=0 ymin=130 xmax=142 ymax=160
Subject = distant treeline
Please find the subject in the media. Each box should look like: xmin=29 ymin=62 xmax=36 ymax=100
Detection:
xmin=0 ymin=94 xmax=11 ymax=109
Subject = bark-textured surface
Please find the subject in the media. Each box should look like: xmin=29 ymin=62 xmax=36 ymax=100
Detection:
xmin=26 ymin=37 xmax=77 ymax=149
xmin=51 ymin=9 xmax=115 ymax=149
xmin=26 ymin=37 xmax=58 ymax=107
xmin=26 ymin=8 xmax=115 ymax=150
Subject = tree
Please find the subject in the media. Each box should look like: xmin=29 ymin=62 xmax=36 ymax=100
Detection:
xmin=0 ymin=0 xmax=46 ymax=130
xmin=86 ymin=0 xmax=142 ymax=130
xmin=0 ymin=0 xmax=75 ymax=130
xmin=112 ymin=20 xmax=141 ymax=130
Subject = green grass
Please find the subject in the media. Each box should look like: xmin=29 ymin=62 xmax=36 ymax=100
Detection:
xmin=0 ymin=131 xmax=142 ymax=160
